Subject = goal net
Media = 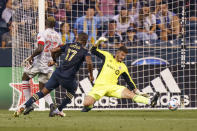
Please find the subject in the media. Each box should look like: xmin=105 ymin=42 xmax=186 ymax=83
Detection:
xmin=10 ymin=0 xmax=197 ymax=110
xmin=10 ymin=0 xmax=44 ymax=110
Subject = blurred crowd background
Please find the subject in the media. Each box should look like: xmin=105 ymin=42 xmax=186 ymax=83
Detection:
xmin=0 ymin=0 xmax=196 ymax=48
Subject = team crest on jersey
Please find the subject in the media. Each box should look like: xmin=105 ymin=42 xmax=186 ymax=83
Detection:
xmin=115 ymin=70 xmax=120 ymax=75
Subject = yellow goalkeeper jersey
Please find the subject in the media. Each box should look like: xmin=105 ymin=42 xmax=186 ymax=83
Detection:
xmin=91 ymin=47 xmax=137 ymax=90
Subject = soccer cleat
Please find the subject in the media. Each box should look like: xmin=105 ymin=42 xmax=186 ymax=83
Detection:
xmin=49 ymin=103 xmax=57 ymax=117
xmin=13 ymin=107 xmax=25 ymax=117
xmin=81 ymin=106 xmax=92 ymax=112
xmin=56 ymin=111 xmax=66 ymax=117
xmin=150 ymin=92 xmax=160 ymax=107
xmin=50 ymin=108 xmax=66 ymax=117
xmin=23 ymin=105 xmax=34 ymax=115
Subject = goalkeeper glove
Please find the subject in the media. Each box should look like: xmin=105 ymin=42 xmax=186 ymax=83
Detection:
xmin=135 ymin=89 xmax=150 ymax=98
xmin=95 ymin=37 xmax=108 ymax=46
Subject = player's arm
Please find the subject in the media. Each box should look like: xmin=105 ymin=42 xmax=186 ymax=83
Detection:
xmin=85 ymin=55 xmax=94 ymax=82
xmin=121 ymin=71 xmax=137 ymax=91
xmin=27 ymin=43 xmax=44 ymax=64
xmin=90 ymin=37 xmax=108 ymax=59
xmin=122 ymin=69 xmax=149 ymax=97
xmin=48 ymin=45 xmax=64 ymax=66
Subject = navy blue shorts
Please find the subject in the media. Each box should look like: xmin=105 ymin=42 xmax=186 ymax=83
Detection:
xmin=45 ymin=70 xmax=77 ymax=95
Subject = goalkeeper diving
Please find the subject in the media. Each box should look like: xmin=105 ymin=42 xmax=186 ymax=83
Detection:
xmin=82 ymin=37 xmax=160 ymax=112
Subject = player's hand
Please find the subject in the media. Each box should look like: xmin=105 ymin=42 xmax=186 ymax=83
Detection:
xmin=134 ymin=89 xmax=150 ymax=98
xmin=95 ymin=37 xmax=108 ymax=46
xmin=27 ymin=56 xmax=33 ymax=65
xmin=48 ymin=61 xmax=56 ymax=67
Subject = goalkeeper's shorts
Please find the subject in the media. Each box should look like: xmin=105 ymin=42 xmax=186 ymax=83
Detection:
xmin=88 ymin=84 xmax=125 ymax=100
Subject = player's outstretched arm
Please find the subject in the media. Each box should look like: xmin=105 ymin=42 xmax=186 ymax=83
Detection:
xmin=91 ymin=37 xmax=108 ymax=59
xmin=122 ymin=72 xmax=137 ymax=91
xmin=134 ymin=88 xmax=150 ymax=98
xmin=93 ymin=37 xmax=108 ymax=47
xmin=122 ymin=70 xmax=149 ymax=98
xmin=85 ymin=55 xmax=94 ymax=82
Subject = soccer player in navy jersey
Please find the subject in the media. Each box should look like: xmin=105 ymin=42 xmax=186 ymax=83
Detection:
xmin=14 ymin=32 xmax=94 ymax=117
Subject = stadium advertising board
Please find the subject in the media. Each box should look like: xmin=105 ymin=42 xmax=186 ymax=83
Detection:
xmin=55 ymin=64 xmax=197 ymax=109
xmin=9 ymin=64 xmax=197 ymax=110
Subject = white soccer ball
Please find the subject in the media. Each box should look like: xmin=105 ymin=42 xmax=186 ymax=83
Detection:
xmin=168 ymin=98 xmax=179 ymax=111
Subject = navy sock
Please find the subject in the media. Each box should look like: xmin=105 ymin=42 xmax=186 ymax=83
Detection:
xmin=58 ymin=97 xmax=71 ymax=111
xmin=25 ymin=91 xmax=45 ymax=108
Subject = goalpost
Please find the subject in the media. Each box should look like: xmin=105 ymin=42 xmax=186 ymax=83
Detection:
xmin=10 ymin=0 xmax=197 ymax=110
xmin=10 ymin=0 xmax=46 ymax=110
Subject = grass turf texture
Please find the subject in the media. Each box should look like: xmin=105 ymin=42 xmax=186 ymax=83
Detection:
xmin=0 ymin=110 xmax=197 ymax=131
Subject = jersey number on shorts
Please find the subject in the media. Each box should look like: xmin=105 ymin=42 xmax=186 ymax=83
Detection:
xmin=65 ymin=48 xmax=77 ymax=61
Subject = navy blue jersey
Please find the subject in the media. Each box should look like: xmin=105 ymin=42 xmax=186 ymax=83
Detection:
xmin=56 ymin=42 xmax=90 ymax=79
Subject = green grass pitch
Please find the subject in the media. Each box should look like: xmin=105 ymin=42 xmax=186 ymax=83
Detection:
xmin=0 ymin=110 xmax=197 ymax=131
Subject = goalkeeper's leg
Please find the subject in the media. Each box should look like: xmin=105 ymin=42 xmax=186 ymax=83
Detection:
xmin=81 ymin=96 xmax=96 ymax=112
xmin=121 ymin=88 xmax=160 ymax=107
xmin=82 ymin=84 xmax=106 ymax=112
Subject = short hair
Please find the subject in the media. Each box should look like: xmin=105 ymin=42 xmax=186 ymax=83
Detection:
xmin=109 ymin=19 xmax=117 ymax=24
xmin=85 ymin=5 xmax=95 ymax=11
xmin=45 ymin=16 xmax=56 ymax=28
xmin=121 ymin=6 xmax=127 ymax=10
xmin=78 ymin=32 xmax=88 ymax=43
xmin=118 ymin=46 xmax=128 ymax=53
xmin=159 ymin=1 xmax=167 ymax=5
xmin=141 ymin=1 xmax=149 ymax=7
xmin=127 ymin=27 xmax=137 ymax=33
xmin=60 ymin=22 xmax=70 ymax=33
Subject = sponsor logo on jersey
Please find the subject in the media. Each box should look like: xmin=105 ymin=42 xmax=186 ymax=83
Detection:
xmin=115 ymin=70 xmax=120 ymax=75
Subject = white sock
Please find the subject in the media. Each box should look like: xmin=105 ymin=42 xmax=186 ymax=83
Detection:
xmin=17 ymin=104 xmax=26 ymax=111
xmin=55 ymin=108 xmax=60 ymax=113
xmin=44 ymin=94 xmax=53 ymax=106
xmin=148 ymin=99 xmax=151 ymax=105
xmin=22 ymin=81 xmax=31 ymax=101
